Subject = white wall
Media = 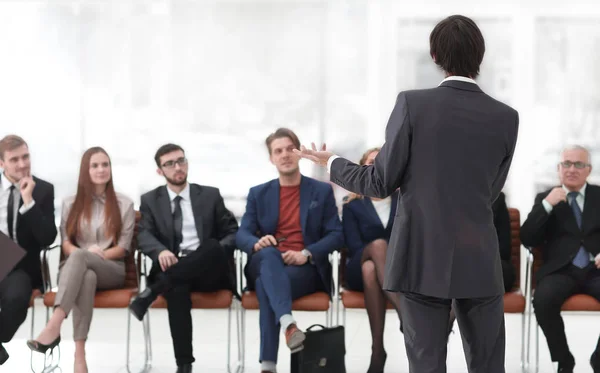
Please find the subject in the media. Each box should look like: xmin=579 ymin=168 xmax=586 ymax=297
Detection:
xmin=0 ymin=0 xmax=599 ymax=230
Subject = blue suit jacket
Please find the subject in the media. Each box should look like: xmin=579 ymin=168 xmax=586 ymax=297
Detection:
xmin=236 ymin=175 xmax=344 ymax=294
xmin=342 ymin=191 xmax=398 ymax=261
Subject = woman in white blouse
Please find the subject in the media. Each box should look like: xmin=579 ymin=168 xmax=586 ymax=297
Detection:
xmin=27 ymin=147 xmax=135 ymax=373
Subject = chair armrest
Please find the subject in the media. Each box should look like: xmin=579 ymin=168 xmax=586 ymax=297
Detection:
xmin=39 ymin=244 xmax=60 ymax=292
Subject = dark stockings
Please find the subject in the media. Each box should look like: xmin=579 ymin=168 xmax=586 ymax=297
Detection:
xmin=361 ymin=239 xmax=401 ymax=373
xmin=360 ymin=239 xmax=456 ymax=373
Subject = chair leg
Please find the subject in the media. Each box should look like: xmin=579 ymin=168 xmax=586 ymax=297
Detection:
xmin=144 ymin=310 xmax=153 ymax=369
xmin=227 ymin=300 xmax=244 ymax=373
xmin=535 ymin=322 xmax=540 ymax=373
xmin=240 ymin=307 xmax=246 ymax=373
xmin=30 ymin=305 xmax=36 ymax=373
xmin=520 ymin=311 xmax=527 ymax=373
xmin=125 ymin=303 xmax=152 ymax=373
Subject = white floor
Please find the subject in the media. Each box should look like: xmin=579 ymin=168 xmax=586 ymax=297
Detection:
xmin=3 ymin=301 xmax=600 ymax=373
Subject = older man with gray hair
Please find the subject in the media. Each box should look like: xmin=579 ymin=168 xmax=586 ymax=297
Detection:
xmin=522 ymin=144 xmax=600 ymax=373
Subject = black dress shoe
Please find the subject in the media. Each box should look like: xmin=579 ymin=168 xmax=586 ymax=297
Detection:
xmin=176 ymin=363 xmax=192 ymax=373
xmin=0 ymin=344 xmax=8 ymax=365
xmin=557 ymin=356 xmax=575 ymax=373
xmin=129 ymin=288 xmax=157 ymax=321
xmin=591 ymin=352 xmax=600 ymax=373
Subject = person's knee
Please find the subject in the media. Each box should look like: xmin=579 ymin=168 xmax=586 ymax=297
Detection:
xmin=370 ymin=239 xmax=388 ymax=251
xmin=361 ymin=260 xmax=377 ymax=284
xmin=532 ymin=290 xmax=561 ymax=316
xmin=82 ymin=270 xmax=97 ymax=288
xmin=2 ymin=290 xmax=30 ymax=310
xmin=254 ymin=246 xmax=280 ymax=262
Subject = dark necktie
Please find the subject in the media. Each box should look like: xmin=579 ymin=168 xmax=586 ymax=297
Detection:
xmin=7 ymin=185 xmax=15 ymax=240
xmin=569 ymin=191 xmax=589 ymax=268
xmin=173 ymin=196 xmax=183 ymax=252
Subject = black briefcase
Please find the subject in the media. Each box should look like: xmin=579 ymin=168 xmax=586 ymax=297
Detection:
xmin=291 ymin=324 xmax=346 ymax=373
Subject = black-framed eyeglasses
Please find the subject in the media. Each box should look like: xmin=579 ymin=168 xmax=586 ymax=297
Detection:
xmin=559 ymin=161 xmax=591 ymax=169
xmin=161 ymin=157 xmax=188 ymax=169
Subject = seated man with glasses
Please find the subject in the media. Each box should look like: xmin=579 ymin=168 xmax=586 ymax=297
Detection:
xmin=129 ymin=143 xmax=239 ymax=373
xmin=521 ymin=145 xmax=600 ymax=373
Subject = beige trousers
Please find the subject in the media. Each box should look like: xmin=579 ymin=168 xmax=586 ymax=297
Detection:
xmin=55 ymin=249 xmax=125 ymax=341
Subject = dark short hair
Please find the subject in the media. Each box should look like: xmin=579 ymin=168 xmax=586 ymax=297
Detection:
xmin=0 ymin=135 xmax=28 ymax=161
xmin=429 ymin=15 xmax=485 ymax=78
xmin=154 ymin=143 xmax=184 ymax=167
xmin=265 ymin=128 xmax=301 ymax=154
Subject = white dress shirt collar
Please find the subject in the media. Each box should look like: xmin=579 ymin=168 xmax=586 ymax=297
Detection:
xmin=439 ymin=75 xmax=477 ymax=86
xmin=167 ymin=183 xmax=191 ymax=202
xmin=564 ymin=183 xmax=587 ymax=198
xmin=1 ymin=173 xmax=17 ymax=192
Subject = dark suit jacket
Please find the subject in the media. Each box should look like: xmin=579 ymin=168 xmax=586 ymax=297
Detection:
xmin=236 ymin=176 xmax=344 ymax=295
xmin=521 ymin=184 xmax=600 ymax=283
xmin=330 ymin=80 xmax=519 ymax=298
xmin=137 ymin=183 xmax=239 ymax=263
xmin=342 ymin=191 xmax=398 ymax=261
xmin=1 ymin=174 xmax=57 ymax=289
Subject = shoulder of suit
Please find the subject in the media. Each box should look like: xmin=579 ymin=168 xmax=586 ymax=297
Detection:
xmin=587 ymin=183 xmax=600 ymax=191
xmin=115 ymin=192 xmax=134 ymax=207
xmin=303 ymin=176 xmax=331 ymax=190
xmin=141 ymin=185 xmax=166 ymax=200
xmin=249 ymin=179 xmax=277 ymax=194
xmin=33 ymin=176 xmax=53 ymax=189
xmin=190 ymin=183 xmax=219 ymax=195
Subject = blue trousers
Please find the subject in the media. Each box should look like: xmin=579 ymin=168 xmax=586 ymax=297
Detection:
xmin=245 ymin=247 xmax=321 ymax=363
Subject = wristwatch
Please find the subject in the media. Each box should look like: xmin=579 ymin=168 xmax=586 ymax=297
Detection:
xmin=301 ymin=249 xmax=314 ymax=264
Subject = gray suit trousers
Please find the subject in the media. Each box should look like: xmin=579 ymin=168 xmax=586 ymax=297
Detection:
xmin=55 ymin=249 xmax=125 ymax=340
xmin=400 ymin=292 xmax=505 ymax=373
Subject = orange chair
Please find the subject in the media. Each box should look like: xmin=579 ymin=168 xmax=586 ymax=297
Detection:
xmin=236 ymin=249 xmax=336 ymax=372
xmin=40 ymin=212 xmax=150 ymax=373
xmin=525 ymin=242 xmax=600 ymax=372
xmin=142 ymin=254 xmax=243 ymax=373
xmin=335 ymin=208 xmax=531 ymax=372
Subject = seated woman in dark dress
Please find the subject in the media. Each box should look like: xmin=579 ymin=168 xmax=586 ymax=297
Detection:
xmin=342 ymin=147 xmax=401 ymax=373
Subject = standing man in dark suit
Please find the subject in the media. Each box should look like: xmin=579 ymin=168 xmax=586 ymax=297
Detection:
xmin=236 ymin=128 xmax=344 ymax=373
xmin=128 ymin=143 xmax=239 ymax=373
xmin=521 ymin=145 xmax=600 ymax=373
xmin=0 ymin=135 xmax=57 ymax=365
xmin=296 ymin=15 xmax=519 ymax=373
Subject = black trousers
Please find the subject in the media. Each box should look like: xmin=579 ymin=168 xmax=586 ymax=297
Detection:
xmin=149 ymin=239 xmax=233 ymax=366
xmin=400 ymin=291 xmax=505 ymax=373
xmin=533 ymin=263 xmax=600 ymax=362
xmin=0 ymin=269 xmax=33 ymax=343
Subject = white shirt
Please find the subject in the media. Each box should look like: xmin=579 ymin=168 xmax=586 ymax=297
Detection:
xmin=326 ymin=76 xmax=478 ymax=173
xmin=541 ymin=183 xmax=586 ymax=214
xmin=438 ymin=75 xmax=477 ymax=85
xmin=371 ymin=197 xmax=392 ymax=229
xmin=0 ymin=173 xmax=35 ymax=242
xmin=166 ymin=183 xmax=200 ymax=253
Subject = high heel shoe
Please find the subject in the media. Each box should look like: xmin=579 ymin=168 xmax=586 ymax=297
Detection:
xmin=26 ymin=335 xmax=61 ymax=353
xmin=367 ymin=351 xmax=387 ymax=373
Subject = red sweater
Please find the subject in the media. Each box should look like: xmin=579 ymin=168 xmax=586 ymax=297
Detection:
xmin=275 ymin=185 xmax=304 ymax=252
